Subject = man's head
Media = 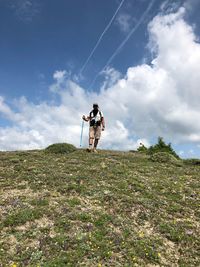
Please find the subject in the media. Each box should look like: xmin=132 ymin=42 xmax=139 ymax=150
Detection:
xmin=93 ymin=103 xmax=99 ymax=110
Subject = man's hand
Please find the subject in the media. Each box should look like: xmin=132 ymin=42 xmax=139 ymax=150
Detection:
xmin=83 ymin=115 xmax=89 ymax=122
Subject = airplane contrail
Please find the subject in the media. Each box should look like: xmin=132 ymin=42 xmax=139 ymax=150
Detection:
xmin=79 ymin=0 xmax=126 ymax=75
xmin=89 ymin=0 xmax=156 ymax=89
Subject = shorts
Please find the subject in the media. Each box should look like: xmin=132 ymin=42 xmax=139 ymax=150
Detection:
xmin=89 ymin=126 xmax=102 ymax=140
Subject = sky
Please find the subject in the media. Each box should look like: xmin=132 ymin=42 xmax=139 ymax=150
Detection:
xmin=0 ymin=0 xmax=200 ymax=158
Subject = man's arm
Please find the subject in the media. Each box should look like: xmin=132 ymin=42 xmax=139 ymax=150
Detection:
xmin=82 ymin=115 xmax=90 ymax=122
xmin=101 ymin=117 xmax=105 ymax=130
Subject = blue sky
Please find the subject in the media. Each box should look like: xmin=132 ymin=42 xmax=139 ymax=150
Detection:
xmin=0 ymin=0 xmax=161 ymax=98
xmin=0 ymin=0 xmax=200 ymax=158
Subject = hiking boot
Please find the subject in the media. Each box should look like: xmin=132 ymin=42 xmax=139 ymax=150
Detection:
xmin=93 ymin=148 xmax=98 ymax=153
xmin=87 ymin=147 xmax=93 ymax=152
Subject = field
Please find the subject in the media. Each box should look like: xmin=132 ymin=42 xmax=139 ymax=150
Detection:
xmin=0 ymin=149 xmax=199 ymax=266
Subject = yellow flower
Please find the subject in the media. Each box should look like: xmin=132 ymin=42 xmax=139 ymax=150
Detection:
xmin=139 ymin=231 xmax=144 ymax=238
xmin=158 ymin=253 xmax=161 ymax=257
xmin=98 ymin=264 xmax=102 ymax=267
xmin=11 ymin=264 xmax=17 ymax=267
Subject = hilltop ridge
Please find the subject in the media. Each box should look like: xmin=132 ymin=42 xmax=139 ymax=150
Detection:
xmin=0 ymin=148 xmax=199 ymax=266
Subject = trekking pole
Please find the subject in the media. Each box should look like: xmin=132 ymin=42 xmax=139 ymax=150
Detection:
xmin=80 ymin=120 xmax=84 ymax=147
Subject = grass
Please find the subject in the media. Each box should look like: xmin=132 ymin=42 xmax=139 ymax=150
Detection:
xmin=0 ymin=148 xmax=199 ymax=266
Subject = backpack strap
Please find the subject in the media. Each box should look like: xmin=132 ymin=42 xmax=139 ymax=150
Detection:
xmin=90 ymin=110 xmax=102 ymax=119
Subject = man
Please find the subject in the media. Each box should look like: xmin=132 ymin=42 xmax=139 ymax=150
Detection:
xmin=82 ymin=103 xmax=105 ymax=152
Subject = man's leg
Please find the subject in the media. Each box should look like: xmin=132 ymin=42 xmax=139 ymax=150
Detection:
xmin=88 ymin=127 xmax=94 ymax=151
xmin=94 ymin=139 xmax=99 ymax=149
xmin=93 ymin=126 xmax=101 ymax=152
xmin=89 ymin=137 xmax=94 ymax=149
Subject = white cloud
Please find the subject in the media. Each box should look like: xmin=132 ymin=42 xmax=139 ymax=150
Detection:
xmin=53 ymin=70 xmax=67 ymax=81
xmin=50 ymin=70 xmax=69 ymax=93
xmin=160 ymin=0 xmax=182 ymax=13
xmin=116 ymin=13 xmax=133 ymax=33
xmin=1 ymin=6 xmax=200 ymax=152
xmin=178 ymin=150 xmax=184 ymax=156
xmin=100 ymin=67 xmax=122 ymax=90
xmin=8 ymin=0 xmax=40 ymax=22
xmin=0 ymin=96 xmax=13 ymax=119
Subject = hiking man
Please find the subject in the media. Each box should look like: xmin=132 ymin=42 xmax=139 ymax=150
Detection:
xmin=82 ymin=103 xmax=105 ymax=152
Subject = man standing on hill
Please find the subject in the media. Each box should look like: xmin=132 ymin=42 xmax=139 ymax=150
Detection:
xmin=82 ymin=103 xmax=105 ymax=152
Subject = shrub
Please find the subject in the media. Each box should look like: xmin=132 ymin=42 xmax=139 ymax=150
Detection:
xmin=137 ymin=143 xmax=148 ymax=153
xmin=150 ymin=152 xmax=180 ymax=164
xmin=45 ymin=143 xmax=77 ymax=154
xmin=148 ymin=137 xmax=179 ymax=159
xmin=183 ymin=159 xmax=200 ymax=165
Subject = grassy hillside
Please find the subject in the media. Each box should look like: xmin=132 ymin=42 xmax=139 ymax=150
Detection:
xmin=0 ymin=148 xmax=199 ymax=266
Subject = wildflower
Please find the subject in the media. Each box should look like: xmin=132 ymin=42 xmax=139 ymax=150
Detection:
xmin=11 ymin=264 xmax=17 ymax=267
xmin=158 ymin=253 xmax=161 ymax=257
xmin=139 ymin=231 xmax=144 ymax=238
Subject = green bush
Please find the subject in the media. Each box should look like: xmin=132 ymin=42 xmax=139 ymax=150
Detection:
xmin=137 ymin=143 xmax=148 ymax=153
xmin=45 ymin=143 xmax=77 ymax=154
xmin=183 ymin=158 xmax=200 ymax=165
xmin=150 ymin=152 xmax=180 ymax=164
xmin=148 ymin=137 xmax=179 ymax=159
